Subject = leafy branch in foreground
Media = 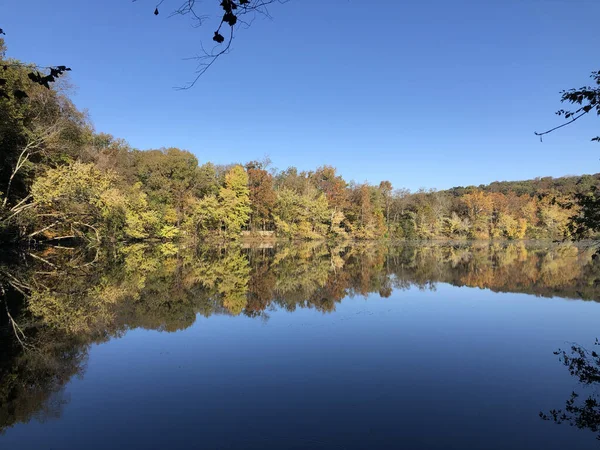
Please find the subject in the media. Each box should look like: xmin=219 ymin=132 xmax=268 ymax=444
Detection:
xmin=535 ymin=70 xmax=600 ymax=142
xmin=0 ymin=31 xmax=70 ymax=100
xmin=1 ymin=64 xmax=71 ymax=100
xmin=137 ymin=0 xmax=287 ymax=87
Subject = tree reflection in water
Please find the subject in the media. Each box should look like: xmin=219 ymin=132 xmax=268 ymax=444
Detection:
xmin=1 ymin=241 xmax=600 ymax=434
xmin=541 ymin=339 xmax=600 ymax=439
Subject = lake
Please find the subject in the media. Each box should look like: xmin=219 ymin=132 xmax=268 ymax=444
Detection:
xmin=1 ymin=241 xmax=600 ymax=449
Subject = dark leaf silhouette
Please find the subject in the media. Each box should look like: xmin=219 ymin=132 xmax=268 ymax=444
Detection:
xmin=13 ymin=89 xmax=28 ymax=100
xmin=213 ymin=32 xmax=225 ymax=44
xmin=21 ymin=66 xmax=70 ymax=92
xmin=223 ymin=12 xmax=237 ymax=26
xmin=27 ymin=72 xmax=39 ymax=83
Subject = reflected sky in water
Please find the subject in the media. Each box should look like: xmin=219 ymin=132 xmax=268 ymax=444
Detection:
xmin=1 ymin=242 xmax=600 ymax=449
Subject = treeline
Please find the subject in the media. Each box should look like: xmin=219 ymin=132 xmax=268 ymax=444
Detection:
xmin=449 ymin=173 xmax=600 ymax=197
xmin=1 ymin=41 xmax=598 ymax=243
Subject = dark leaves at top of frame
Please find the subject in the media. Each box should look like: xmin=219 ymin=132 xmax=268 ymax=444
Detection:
xmin=223 ymin=12 xmax=237 ymax=27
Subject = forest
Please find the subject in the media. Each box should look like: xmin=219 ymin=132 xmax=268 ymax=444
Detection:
xmin=2 ymin=40 xmax=599 ymax=244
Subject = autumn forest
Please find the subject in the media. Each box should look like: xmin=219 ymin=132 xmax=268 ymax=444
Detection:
xmin=1 ymin=39 xmax=599 ymax=245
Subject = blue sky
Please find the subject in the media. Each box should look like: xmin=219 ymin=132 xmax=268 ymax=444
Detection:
xmin=3 ymin=0 xmax=599 ymax=191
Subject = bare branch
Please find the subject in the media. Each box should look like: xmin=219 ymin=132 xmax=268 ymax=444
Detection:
xmin=27 ymin=222 xmax=59 ymax=239
xmin=27 ymin=252 xmax=58 ymax=269
xmin=10 ymin=194 xmax=32 ymax=212
xmin=177 ymin=27 xmax=234 ymax=89
xmin=0 ymin=271 xmax=31 ymax=295
xmin=72 ymin=221 xmax=101 ymax=242
xmin=133 ymin=0 xmax=288 ymax=85
xmin=1 ymin=202 xmax=37 ymax=225
xmin=534 ymin=110 xmax=590 ymax=142
xmin=536 ymin=70 xmax=600 ymax=141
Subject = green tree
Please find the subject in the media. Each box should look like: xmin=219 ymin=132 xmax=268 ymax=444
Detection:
xmin=273 ymin=187 xmax=331 ymax=239
xmin=0 ymin=43 xmax=88 ymax=221
xmin=132 ymin=148 xmax=204 ymax=226
xmin=219 ymin=165 xmax=251 ymax=236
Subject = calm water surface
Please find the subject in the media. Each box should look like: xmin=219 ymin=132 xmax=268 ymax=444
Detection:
xmin=1 ymin=242 xmax=600 ymax=449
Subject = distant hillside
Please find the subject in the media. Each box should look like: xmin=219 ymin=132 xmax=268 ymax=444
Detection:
xmin=446 ymin=173 xmax=600 ymax=197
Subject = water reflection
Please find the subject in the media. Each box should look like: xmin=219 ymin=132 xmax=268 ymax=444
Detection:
xmin=541 ymin=339 xmax=600 ymax=439
xmin=1 ymin=241 xmax=600 ymax=436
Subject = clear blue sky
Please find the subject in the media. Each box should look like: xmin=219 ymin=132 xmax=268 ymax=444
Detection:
xmin=3 ymin=0 xmax=599 ymax=191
